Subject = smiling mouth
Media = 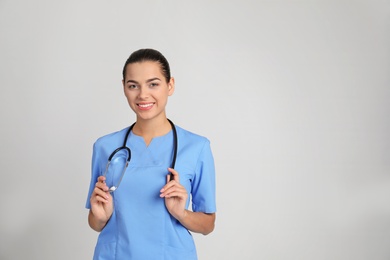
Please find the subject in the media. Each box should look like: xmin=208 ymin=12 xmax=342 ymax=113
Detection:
xmin=137 ymin=103 xmax=155 ymax=109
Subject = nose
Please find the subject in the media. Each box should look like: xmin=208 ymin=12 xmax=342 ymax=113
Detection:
xmin=138 ymin=85 xmax=149 ymax=99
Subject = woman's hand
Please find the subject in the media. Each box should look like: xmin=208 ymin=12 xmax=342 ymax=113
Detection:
xmin=89 ymin=176 xmax=114 ymax=232
xmin=160 ymin=168 xmax=188 ymax=221
xmin=160 ymin=168 xmax=216 ymax=235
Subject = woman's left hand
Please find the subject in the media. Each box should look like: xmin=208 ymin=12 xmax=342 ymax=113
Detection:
xmin=160 ymin=168 xmax=188 ymax=221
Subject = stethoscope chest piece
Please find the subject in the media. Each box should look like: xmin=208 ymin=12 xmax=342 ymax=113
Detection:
xmin=103 ymin=146 xmax=131 ymax=193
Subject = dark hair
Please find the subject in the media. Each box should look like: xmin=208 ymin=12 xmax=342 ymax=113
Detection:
xmin=122 ymin=49 xmax=171 ymax=83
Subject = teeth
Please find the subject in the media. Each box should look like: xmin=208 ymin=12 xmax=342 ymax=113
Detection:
xmin=139 ymin=103 xmax=153 ymax=108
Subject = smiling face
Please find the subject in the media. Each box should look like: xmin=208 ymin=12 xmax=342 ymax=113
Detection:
xmin=123 ymin=61 xmax=175 ymax=122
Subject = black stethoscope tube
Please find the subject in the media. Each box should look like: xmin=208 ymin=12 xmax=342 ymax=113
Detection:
xmin=104 ymin=119 xmax=178 ymax=192
xmin=124 ymin=119 xmax=177 ymax=181
xmin=123 ymin=119 xmax=177 ymax=169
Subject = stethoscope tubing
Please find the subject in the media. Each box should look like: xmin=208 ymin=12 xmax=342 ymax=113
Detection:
xmin=108 ymin=146 xmax=131 ymax=162
xmin=123 ymin=119 xmax=177 ymax=170
xmin=104 ymin=119 xmax=178 ymax=192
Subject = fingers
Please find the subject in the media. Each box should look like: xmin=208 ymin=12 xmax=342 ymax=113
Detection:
xmin=167 ymin=168 xmax=179 ymax=182
xmin=160 ymin=179 xmax=187 ymax=199
xmin=161 ymin=168 xmax=185 ymax=198
xmin=96 ymin=176 xmax=109 ymax=191
xmin=160 ymin=190 xmax=187 ymax=199
xmin=91 ymin=176 xmax=110 ymax=204
xmin=93 ymin=188 xmax=110 ymax=203
xmin=97 ymin=176 xmax=107 ymax=185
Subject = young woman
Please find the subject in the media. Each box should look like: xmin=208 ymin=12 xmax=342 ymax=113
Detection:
xmin=86 ymin=49 xmax=216 ymax=259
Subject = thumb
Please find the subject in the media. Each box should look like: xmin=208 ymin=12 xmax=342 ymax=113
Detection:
xmin=167 ymin=168 xmax=178 ymax=182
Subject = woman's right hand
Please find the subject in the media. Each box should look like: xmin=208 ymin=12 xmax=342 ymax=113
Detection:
xmin=88 ymin=176 xmax=113 ymax=232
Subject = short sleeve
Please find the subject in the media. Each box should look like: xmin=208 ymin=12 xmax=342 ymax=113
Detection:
xmin=85 ymin=142 xmax=101 ymax=209
xmin=191 ymin=139 xmax=216 ymax=213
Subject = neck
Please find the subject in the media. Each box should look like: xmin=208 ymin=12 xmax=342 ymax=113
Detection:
xmin=133 ymin=117 xmax=172 ymax=140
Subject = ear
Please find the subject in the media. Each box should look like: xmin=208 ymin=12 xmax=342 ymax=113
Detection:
xmin=168 ymin=77 xmax=175 ymax=96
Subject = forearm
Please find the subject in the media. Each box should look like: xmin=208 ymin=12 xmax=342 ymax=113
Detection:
xmin=88 ymin=210 xmax=109 ymax=232
xmin=177 ymin=210 xmax=216 ymax=235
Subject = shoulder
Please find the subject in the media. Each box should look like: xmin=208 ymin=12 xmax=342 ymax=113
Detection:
xmin=94 ymin=126 xmax=130 ymax=149
xmin=175 ymin=125 xmax=210 ymax=149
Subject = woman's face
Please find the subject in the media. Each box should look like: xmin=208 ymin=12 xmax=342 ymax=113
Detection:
xmin=122 ymin=61 xmax=174 ymax=122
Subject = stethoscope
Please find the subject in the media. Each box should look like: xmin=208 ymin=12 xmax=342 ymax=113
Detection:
xmin=103 ymin=119 xmax=178 ymax=192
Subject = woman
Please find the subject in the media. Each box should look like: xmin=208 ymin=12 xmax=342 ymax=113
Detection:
xmin=86 ymin=49 xmax=216 ymax=259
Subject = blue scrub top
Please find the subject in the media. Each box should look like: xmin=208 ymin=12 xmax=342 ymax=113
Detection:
xmin=86 ymin=125 xmax=216 ymax=260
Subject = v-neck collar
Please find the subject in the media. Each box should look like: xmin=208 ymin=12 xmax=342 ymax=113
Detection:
xmin=130 ymin=129 xmax=173 ymax=148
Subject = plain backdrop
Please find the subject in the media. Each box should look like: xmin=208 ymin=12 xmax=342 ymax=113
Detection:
xmin=1 ymin=0 xmax=389 ymax=259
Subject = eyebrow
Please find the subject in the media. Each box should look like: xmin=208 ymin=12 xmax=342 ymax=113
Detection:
xmin=125 ymin=77 xmax=162 ymax=84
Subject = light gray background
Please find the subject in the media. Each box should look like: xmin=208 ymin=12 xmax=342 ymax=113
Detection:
xmin=1 ymin=0 xmax=389 ymax=259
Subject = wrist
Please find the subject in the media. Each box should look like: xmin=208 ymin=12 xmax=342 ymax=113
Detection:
xmin=177 ymin=209 xmax=188 ymax=223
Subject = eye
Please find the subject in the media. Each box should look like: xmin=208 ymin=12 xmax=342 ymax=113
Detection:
xmin=128 ymin=84 xmax=138 ymax=89
xmin=149 ymin=82 xmax=159 ymax=87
